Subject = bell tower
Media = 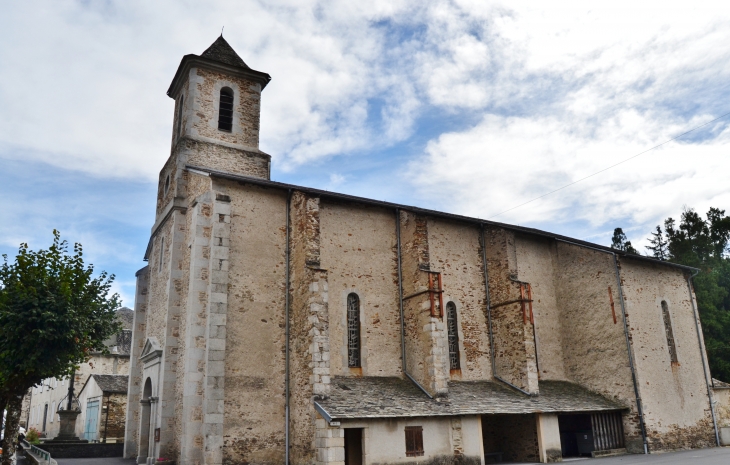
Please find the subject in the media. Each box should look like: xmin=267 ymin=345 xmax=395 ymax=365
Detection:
xmin=165 ymin=35 xmax=272 ymax=180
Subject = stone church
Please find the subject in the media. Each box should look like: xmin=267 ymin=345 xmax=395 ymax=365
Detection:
xmin=124 ymin=36 xmax=722 ymax=465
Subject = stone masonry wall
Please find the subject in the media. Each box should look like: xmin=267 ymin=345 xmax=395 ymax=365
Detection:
xmin=290 ymin=192 xmax=331 ymax=465
xmin=427 ymin=218 xmax=491 ymax=381
xmin=553 ymin=242 xmax=642 ymax=451
xmin=484 ymin=227 xmax=538 ymax=394
xmin=714 ymin=388 xmax=730 ymax=427
xmin=182 ymin=139 xmax=270 ymax=180
xmin=189 ymin=67 xmax=262 ymax=150
xmin=400 ymin=211 xmax=449 ymax=397
xmin=221 ymin=182 xmax=288 ymax=464
xmin=99 ymin=393 xmax=128 ymax=441
xmin=319 ymin=200 xmax=402 ymax=379
xmin=514 ymin=236 xmax=566 ymax=381
xmin=620 ymin=258 xmax=715 ymax=451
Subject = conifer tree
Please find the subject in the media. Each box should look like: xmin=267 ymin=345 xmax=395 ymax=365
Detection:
xmin=610 ymin=227 xmax=639 ymax=254
xmin=646 ymin=225 xmax=669 ymax=260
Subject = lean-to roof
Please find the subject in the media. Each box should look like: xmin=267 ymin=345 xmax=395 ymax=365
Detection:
xmin=315 ymin=376 xmax=625 ymax=421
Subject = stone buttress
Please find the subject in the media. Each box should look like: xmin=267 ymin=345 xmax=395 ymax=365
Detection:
xmin=288 ymin=192 xmax=334 ymax=464
xmin=485 ymin=227 xmax=539 ymax=394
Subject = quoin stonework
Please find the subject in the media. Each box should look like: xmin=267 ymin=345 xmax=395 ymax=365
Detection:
xmin=125 ymin=36 xmax=723 ymax=465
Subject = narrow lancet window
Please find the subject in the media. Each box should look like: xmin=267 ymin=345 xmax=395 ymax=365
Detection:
xmin=218 ymin=87 xmax=233 ymax=131
xmin=446 ymin=301 xmax=460 ymax=370
xmin=661 ymin=301 xmax=678 ymax=363
xmin=347 ymin=293 xmax=361 ymax=367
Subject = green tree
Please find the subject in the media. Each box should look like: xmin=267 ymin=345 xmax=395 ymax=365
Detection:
xmin=611 ymin=227 xmax=639 ymax=254
xmin=646 ymin=208 xmax=730 ymax=381
xmin=0 ymin=231 xmax=121 ymax=465
xmin=646 ymin=225 xmax=669 ymax=260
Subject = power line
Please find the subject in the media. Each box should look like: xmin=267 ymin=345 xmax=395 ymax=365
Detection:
xmin=486 ymin=110 xmax=730 ymax=220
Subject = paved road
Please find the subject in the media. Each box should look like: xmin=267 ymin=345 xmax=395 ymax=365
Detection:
xmin=520 ymin=447 xmax=730 ymax=464
xmin=40 ymin=447 xmax=730 ymax=464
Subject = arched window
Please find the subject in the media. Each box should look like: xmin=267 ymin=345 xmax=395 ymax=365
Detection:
xmin=164 ymin=174 xmax=170 ymax=196
xmin=661 ymin=301 xmax=678 ymax=363
xmin=347 ymin=293 xmax=361 ymax=368
xmin=218 ymin=87 xmax=233 ymax=131
xmin=446 ymin=302 xmax=460 ymax=370
xmin=177 ymin=95 xmax=184 ymax=137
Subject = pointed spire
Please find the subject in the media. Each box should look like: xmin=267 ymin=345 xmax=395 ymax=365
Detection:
xmin=200 ymin=36 xmax=250 ymax=70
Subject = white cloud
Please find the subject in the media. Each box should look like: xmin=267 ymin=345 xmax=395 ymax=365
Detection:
xmin=2 ymin=0 xmax=730 ymax=250
xmin=0 ymin=0 xmax=424 ymax=178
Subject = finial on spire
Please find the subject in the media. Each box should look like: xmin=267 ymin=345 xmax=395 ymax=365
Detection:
xmin=220 ymin=26 xmax=224 ymax=37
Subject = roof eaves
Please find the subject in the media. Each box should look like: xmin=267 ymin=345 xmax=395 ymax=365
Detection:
xmin=187 ymin=165 xmax=699 ymax=274
xmin=167 ymin=55 xmax=271 ymax=98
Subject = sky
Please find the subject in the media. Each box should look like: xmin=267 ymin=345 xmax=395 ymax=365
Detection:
xmin=1 ymin=1 xmax=730 ymax=306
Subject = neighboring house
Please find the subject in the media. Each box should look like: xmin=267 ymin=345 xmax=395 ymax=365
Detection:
xmin=75 ymin=374 xmax=129 ymax=443
xmin=125 ymin=36 xmax=723 ymax=465
xmin=27 ymin=307 xmax=133 ymax=438
xmin=713 ymin=378 xmax=730 ymax=445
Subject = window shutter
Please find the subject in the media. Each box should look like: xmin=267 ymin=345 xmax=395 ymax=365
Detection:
xmin=405 ymin=426 xmax=424 ymax=457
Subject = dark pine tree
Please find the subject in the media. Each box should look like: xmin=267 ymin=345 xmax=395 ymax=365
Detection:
xmin=610 ymin=227 xmax=639 ymax=254
xmin=646 ymin=225 xmax=669 ymax=260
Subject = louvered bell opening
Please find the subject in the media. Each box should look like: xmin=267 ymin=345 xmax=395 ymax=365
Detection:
xmin=218 ymin=88 xmax=234 ymax=131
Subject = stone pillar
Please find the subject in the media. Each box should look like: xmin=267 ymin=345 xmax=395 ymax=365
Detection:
xmin=536 ymin=413 xmax=562 ymax=463
xmin=315 ymin=418 xmax=344 ymax=465
xmin=485 ymin=227 xmax=538 ymax=394
xmin=202 ymin=193 xmax=232 ymax=465
xmin=125 ymin=266 xmax=149 ymax=458
xmin=399 ymin=211 xmax=449 ymax=397
xmin=290 ymin=192 xmax=331 ymax=463
xmin=180 ymin=190 xmax=231 ymax=465
xmin=157 ymin=209 xmax=187 ymax=459
xmin=147 ymin=397 xmax=160 ymax=465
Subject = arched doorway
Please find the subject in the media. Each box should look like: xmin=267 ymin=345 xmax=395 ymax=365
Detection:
xmin=138 ymin=378 xmax=152 ymax=462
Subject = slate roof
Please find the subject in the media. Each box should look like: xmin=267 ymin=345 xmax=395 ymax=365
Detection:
xmin=314 ymin=376 xmax=626 ymax=421
xmin=92 ymin=374 xmax=129 ymax=394
xmin=200 ymin=36 xmax=250 ymax=69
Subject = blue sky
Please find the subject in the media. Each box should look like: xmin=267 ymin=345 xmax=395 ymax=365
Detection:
xmin=2 ymin=1 xmax=730 ymax=305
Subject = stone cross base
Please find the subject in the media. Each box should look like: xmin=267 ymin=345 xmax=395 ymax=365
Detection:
xmin=45 ymin=410 xmax=88 ymax=443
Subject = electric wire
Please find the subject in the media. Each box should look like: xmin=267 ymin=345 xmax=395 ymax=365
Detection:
xmin=486 ymin=110 xmax=730 ymax=220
